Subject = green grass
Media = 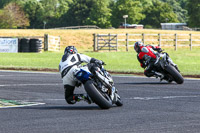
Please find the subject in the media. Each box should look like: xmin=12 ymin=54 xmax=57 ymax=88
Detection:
xmin=85 ymin=51 xmax=141 ymax=72
xmin=0 ymin=52 xmax=62 ymax=69
xmin=0 ymin=48 xmax=200 ymax=75
xmin=165 ymin=48 xmax=200 ymax=75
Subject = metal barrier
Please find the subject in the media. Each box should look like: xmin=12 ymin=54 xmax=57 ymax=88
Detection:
xmin=93 ymin=34 xmax=118 ymax=51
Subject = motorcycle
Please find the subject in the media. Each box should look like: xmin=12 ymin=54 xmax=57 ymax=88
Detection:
xmin=74 ymin=63 xmax=123 ymax=109
xmin=153 ymin=51 xmax=184 ymax=84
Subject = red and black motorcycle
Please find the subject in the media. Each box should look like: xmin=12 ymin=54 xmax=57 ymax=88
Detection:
xmin=153 ymin=51 xmax=184 ymax=84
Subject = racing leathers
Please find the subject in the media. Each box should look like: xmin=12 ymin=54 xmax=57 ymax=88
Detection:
xmin=137 ymin=45 xmax=162 ymax=77
xmin=59 ymin=53 xmax=103 ymax=104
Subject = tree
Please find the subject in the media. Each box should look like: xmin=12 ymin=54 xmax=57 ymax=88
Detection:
xmin=111 ymin=0 xmax=145 ymax=28
xmin=140 ymin=0 xmax=153 ymax=8
xmin=0 ymin=0 xmax=28 ymax=9
xmin=142 ymin=0 xmax=178 ymax=28
xmin=0 ymin=2 xmax=29 ymax=29
xmin=22 ymin=0 xmax=71 ymax=28
xmin=0 ymin=0 xmax=13 ymax=8
xmin=177 ymin=0 xmax=187 ymax=9
xmin=161 ymin=0 xmax=188 ymax=23
xmin=23 ymin=0 xmax=44 ymax=28
xmin=187 ymin=0 xmax=200 ymax=27
xmin=0 ymin=10 xmax=9 ymax=28
xmin=57 ymin=0 xmax=72 ymax=17
xmin=86 ymin=0 xmax=112 ymax=28
xmin=61 ymin=0 xmax=95 ymax=26
xmin=39 ymin=0 xmax=71 ymax=28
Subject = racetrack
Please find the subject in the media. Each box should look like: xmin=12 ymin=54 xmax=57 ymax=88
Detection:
xmin=0 ymin=71 xmax=200 ymax=133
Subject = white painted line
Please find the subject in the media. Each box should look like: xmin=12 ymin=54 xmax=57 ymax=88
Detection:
xmin=0 ymin=70 xmax=200 ymax=80
xmin=113 ymin=75 xmax=200 ymax=80
xmin=0 ymin=102 xmax=45 ymax=109
xmin=113 ymin=75 xmax=147 ymax=78
xmin=0 ymin=83 xmax=62 ymax=87
xmin=126 ymin=95 xmax=200 ymax=100
xmin=0 ymin=70 xmax=59 ymax=75
xmin=45 ymin=99 xmax=64 ymax=101
xmin=185 ymin=78 xmax=200 ymax=81
xmin=32 ymin=99 xmax=64 ymax=101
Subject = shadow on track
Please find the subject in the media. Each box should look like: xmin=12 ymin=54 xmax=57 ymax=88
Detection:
xmin=22 ymin=105 xmax=102 ymax=110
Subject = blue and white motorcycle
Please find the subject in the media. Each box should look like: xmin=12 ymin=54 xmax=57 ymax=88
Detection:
xmin=74 ymin=64 xmax=123 ymax=109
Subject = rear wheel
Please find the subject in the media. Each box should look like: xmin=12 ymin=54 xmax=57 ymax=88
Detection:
xmin=165 ymin=65 xmax=184 ymax=84
xmin=84 ymin=80 xmax=112 ymax=109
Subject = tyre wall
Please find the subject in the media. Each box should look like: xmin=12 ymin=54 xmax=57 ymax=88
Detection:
xmin=19 ymin=38 xmax=42 ymax=53
xmin=29 ymin=39 xmax=42 ymax=52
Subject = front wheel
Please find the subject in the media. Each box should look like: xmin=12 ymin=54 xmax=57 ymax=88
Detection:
xmin=165 ymin=65 xmax=184 ymax=84
xmin=84 ymin=80 xmax=112 ymax=109
xmin=115 ymin=93 xmax=123 ymax=106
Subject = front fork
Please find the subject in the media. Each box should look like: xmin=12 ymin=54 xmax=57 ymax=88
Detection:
xmin=95 ymin=70 xmax=119 ymax=103
xmin=111 ymin=86 xmax=120 ymax=104
xmin=166 ymin=57 xmax=180 ymax=72
xmin=167 ymin=57 xmax=176 ymax=66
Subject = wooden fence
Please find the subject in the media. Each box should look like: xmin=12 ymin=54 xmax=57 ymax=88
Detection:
xmin=44 ymin=34 xmax=60 ymax=52
xmin=93 ymin=33 xmax=200 ymax=51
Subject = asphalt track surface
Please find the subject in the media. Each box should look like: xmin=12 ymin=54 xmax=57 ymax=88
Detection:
xmin=0 ymin=71 xmax=200 ymax=133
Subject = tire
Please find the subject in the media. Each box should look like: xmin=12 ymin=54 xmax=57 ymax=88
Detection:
xmin=115 ymin=93 xmax=123 ymax=106
xmin=165 ymin=65 xmax=184 ymax=84
xmin=20 ymin=39 xmax=30 ymax=52
xmin=30 ymin=39 xmax=42 ymax=52
xmin=84 ymin=80 xmax=112 ymax=109
xmin=116 ymin=100 xmax=123 ymax=106
xmin=116 ymin=99 xmax=123 ymax=106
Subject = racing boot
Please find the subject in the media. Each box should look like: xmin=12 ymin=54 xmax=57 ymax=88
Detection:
xmin=75 ymin=94 xmax=93 ymax=104
xmin=153 ymin=71 xmax=164 ymax=80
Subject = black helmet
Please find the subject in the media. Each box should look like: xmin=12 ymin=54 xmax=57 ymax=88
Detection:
xmin=64 ymin=46 xmax=78 ymax=54
xmin=134 ymin=41 xmax=144 ymax=53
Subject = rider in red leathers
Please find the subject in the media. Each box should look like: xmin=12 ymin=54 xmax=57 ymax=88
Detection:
xmin=134 ymin=41 xmax=163 ymax=78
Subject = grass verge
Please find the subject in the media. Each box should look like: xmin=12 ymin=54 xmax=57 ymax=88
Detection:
xmin=0 ymin=48 xmax=200 ymax=77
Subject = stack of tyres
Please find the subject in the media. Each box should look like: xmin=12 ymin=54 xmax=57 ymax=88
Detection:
xmin=20 ymin=39 xmax=30 ymax=52
xmin=19 ymin=38 xmax=42 ymax=52
xmin=30 ymin=39 xmax=42 ymax=52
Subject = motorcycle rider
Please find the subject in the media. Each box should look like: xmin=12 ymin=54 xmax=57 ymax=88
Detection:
xmin=59 ymin=46 xmax=104 ymax=104
xmin=134 ymin=41 xmax=164 ymax=78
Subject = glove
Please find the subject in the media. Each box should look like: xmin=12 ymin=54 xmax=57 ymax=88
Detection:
xmin=157 ymin=48 xmax=163 ymax=53
xmin=101 ymin=60 xmax=105 ymax=65
xmin=91 ymin=58 xmax=104 ymax=64
xmin=95 ymin=60 xmax=105 ymax=66
xmin=141 ymin=63 xmax=146 ymax=68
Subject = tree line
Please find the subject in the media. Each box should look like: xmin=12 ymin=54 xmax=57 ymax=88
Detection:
xmin=0 ymin=0 xmax=199 ymax=29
